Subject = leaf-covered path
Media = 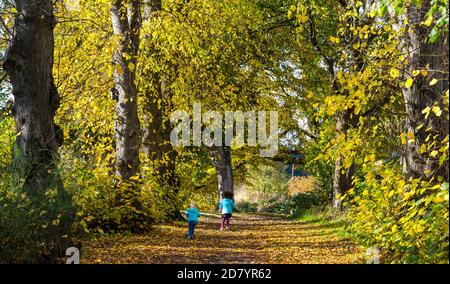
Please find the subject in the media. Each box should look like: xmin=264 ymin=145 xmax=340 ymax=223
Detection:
xmin=82 ymin=213 xmax=363 ymax=264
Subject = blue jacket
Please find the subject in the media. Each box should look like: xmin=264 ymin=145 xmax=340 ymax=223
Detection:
xmin=185 ymin=207 xmax=201 ymax=222
xmin=220 ymin=198 xmax=235 ymax=214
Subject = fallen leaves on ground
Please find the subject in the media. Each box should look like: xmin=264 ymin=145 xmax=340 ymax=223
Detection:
xmin=82 ymin=213 xmax=364 ymax=264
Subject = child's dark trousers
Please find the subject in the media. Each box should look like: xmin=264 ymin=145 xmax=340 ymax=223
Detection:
xmin=188 ymin=221 xmax=198 ymax=238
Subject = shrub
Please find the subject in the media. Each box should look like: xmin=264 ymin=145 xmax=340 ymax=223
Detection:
xmin=0 ymin=117 xmax=74 ymax=263
xmin=236 ymin=164 xmax=323 ymax=215
xmin=304 ymin=125 xmax=335 ymax=202
xmin=345 ymin=161 xmax=449 ymax=264
xmin=0 ymin=171 xmax=75 ymax=263
xmin=61 ymin=156 xmax=170 ymax=233
xmin=287 ymin=176 xmax=329 ymax=206
xmin=245 ymin=163 xmax=289 ymax=205
xmin=288 ymin=176 xmax=317 ymax=195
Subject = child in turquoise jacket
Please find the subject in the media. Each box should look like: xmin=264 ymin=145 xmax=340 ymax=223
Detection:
xmin=219 ymin=192 xmax=235 ymax=230
xmin=185 ymin=202 xmax=201 ymax=239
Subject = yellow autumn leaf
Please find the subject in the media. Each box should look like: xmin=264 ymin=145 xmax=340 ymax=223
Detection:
xmin=390 ymin=68 xmax=400 ymax=78
xmin=421 ymin=108 xmax=430 ymax=114
xmin=429 ymin=78 xmax=438 ymax=86
xmin=433 ymin=196 xmax=444 ymax=203
xmin=423 ymin=16 xmax=433 ymax=27
xmin=420 ymin=144 xmax=427 ymax=154
xmin=405 ymin=78 xmax=414 ymax=88
xmin=329 ymin=36 xmax=340 ymax=44
xmin=432 ymin=106 xmax=442 ymax=117
xmin=298 ymin=14 xmax=308 ymax=23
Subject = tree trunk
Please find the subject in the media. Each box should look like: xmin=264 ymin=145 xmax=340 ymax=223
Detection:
xmin=111 ymin=0 xmax=142 ymax=180
xmin=3 ymin=0 xmax=62 ymax=191
xmin=210 ymin=146 xmax=234 ymax=200
xmin=332 ymin=110 xmax=356 ymax=211
xmin=142 ymin=75 xmax=178 ymax=187
xmin=143 ymin=0 xmax=162 ymax=17
xmin=403 ymin=0 xmax=449 ymax=180
xmin=141 ymin=0 xmax=181 ymax=219
xmin=332 ymin=159 xmax=355 ymax=210
xmin=141 ymin=0 xmax=177 ymax=188
xmin=3 ymin=0 xmax=72 ymax=260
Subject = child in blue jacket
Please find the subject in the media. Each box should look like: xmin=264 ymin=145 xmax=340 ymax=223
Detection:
xmin=185 ymin=202 xmax=201 ymax=239
xmin=219 ymin=192 xmax=235 ymax=230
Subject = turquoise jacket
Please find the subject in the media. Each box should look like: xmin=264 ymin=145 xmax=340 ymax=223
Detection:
xmin=185 ymin=207 xmax=201 ymax=222
xmin=219 ymin=198 xmax=235 ymax=214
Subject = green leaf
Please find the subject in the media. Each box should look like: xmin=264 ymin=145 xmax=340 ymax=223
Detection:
xmin=378 ymin=4 xmax=388 ymax=17
xmin=428 ymin=28 xmax=440 ymax=43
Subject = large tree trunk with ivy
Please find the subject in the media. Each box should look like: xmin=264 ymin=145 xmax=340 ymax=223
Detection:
xmin=403 ymin=1 xmax=449 ymax=180
xmin=141 ymin=0 xmax=180 ymax=219
xmin=142 ymin=0 xmax=177 ymax=188
xmin=142 ymin=77 xmax=178 ymax=187
xmin=141 ymin=0 xmax=162 ymax=160
xmin=3 ymin=0 xmax=72 ymax=261
xmin=142 ymin=77 xmax=179 ymax=217
xmin=210 ymin=146 xmax=234 ymax=200
xmin=111 ymin=0 xmax=142 ymax=180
